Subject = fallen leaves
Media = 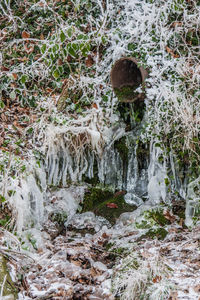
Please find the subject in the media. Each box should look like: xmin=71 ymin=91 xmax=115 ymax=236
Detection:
xmin=163 ymin=210 xmax=176 ymax=223
xmin=1 ymin=66 xmax=9 ymax=72
xmin=168 ymin=291 xmax=178 ymax=300
xmin=152 ymin=275 xmax=162 ymax=283
xmin=170 ymin=21 xmax=183 ymax=28
xmin=22 ymin=31 xmax=30 ymax=39
xmin=85 ymin=55 xmax=94 ymax=67
xmin=165 ymin=46 xmax=180 ymax=58
xmin=92 ymin=103 xmax=98 ymax=109
xmin=12 ymin=73 xmax=18 ymax=80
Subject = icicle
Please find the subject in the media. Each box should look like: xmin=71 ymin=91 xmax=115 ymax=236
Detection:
xmin=147 ymin=141 xmax=168 ymax=205
xmin=185 ymin=176 xmax=200 ymax=227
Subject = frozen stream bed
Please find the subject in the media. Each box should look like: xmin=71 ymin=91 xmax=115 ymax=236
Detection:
xmin=0 ymin=209 xmax=200 ymax=300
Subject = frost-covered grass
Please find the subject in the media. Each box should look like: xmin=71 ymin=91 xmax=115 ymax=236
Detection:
xmin=112 ymin=253 xmax=175 ymax=300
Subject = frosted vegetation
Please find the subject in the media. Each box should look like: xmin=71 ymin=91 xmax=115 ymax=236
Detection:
xmin=0 ymin=0 xmax=200 ymax=299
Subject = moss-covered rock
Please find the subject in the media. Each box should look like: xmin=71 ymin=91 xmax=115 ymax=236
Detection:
xmin=81 ymin=188 xmax=137 ymax=225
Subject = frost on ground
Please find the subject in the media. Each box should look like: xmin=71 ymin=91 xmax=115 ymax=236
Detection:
xmin=1 ymin=211 xmax=200 ymax=300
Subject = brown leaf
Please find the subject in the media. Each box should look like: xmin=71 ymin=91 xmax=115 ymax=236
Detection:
xmin=114 ymin=190 xmax=126 ymax=198
xmin=40 ymin=33 xmax=44 ymax=40
xmin=38 ymin=1 xmax=44 ymax=7
xmin=57 ymin=58 xmax=63 ymax=66
xmin=85 ymin=55 xmax=94 ymax=67
xmin=24 ymin=44 xmax=34 ymax=54
xmin=71 ymin=260 xmax=81 ymax=266
xmin=46 ymin=88 xmax=53 ymax=93
xmin=0 ymin=137 xmax=4 ymax=147
xmin=166 ymin=46 xmax=179 ymax=58
xmin=194 ymin=284 xmax=200 ymax=293
xmin=18 ymin=57 xmax=28 ymax=62
xmin=106 ymin=203 xmax=118 ymax=209
xmin=163 ymin=210 xmax=176 ymax=223
xmin=12 ymin=73 xmax=18 ymax=80
xmin=168 ymin=291 xmax=178 ymax=300
xmin=152 ymin=275 xmax=162 ymax=283
xmin=179 ymin=218 xmax=183 ymax=227
xmin=1 ymin=66 xmax=9 ymax=71
xmin=92 ymin=103 xmax=98 ymax=109
xmin=171 ymin=21 xmax=182 ymax=27
xmin=101 ymin=232 xmax=109 ymax=239
xmin=22 ymin=31 xmax=30 ymax=39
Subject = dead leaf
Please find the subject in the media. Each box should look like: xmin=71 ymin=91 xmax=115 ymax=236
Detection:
xmin=114 ymin=190 xmax=126 ymax=198
xmin=0 ymin=137 xmax=4 ymax=146
xmin=163 ymin=210 xmax=176 ymax=223
xmin=40 ymin=33 xmax=44 ymax=40
xmin=171 ymin=21 xmax=182 ymax=27
xmin=92 ymin=103 xmax=98 ymax=109
xmin=166 ymin=46 xmax=179 ymax=58
xmin=71 ymin=260 xmax=81 ymax=266
xmin=85 ymin=55 xmax=94 ymax=67
xmin=168 ymin=291 xmax=178 ymax=300
xmin=18 ymin=57 xmax=28 ymax=62
xmin=57 ymin=58 xmax=63 ymax=66
xmin=152 ymin=275 xmax=162 ymax=283
xmin=179 ymin=218 xmax=183 ymax=227
xmin=101 ymin=232 xmax=109 ymax=239
xmin=24 ymin=44 xmax=34 ymax=54
xmin=38 ymin=1 xmax=44 ymax=7
xmin=46 ymin=88 xmax=53 ymax=93
xmin=1 ymin=66 xmax=9 ymax=71
xmin=106 ymin=203 xmax=118 ymax=209
xmin=22 ymin=31 xmax=30 ymax=39
xmin=12 ymin=73 xmax=18 ymax=80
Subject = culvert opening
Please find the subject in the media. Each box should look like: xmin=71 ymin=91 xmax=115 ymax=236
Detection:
xmin=111 ymin=58 xmax=147 ymax=102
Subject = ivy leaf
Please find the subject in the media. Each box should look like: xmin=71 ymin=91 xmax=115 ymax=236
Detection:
xmin=21 ymin=75 xmax=28 ymax=84
xmin=60 ymin=31 xmax=66 ymax=42
xmin=53 ymin=69 xmax=60 ymax=79
xmin=0 ymin=195 xmax=6 ymax=203
xmin=41 ymin=44 xmax=46 ymax=54
xmin=67 ymin=27 xmax=73 ymax=38
xmin=10 ymin=91 xmax=16 ymax=100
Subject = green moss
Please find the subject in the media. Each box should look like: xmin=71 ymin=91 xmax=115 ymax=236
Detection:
xmin=0 ymin=255 xmax=18 ymax=298
xmin=147 ymin=209 xmax=171 ymax=227
xmin=135 ymin=208 xmax=170 ymax=240
xmin=146 ymin=227 xmax=168 ymax=240
xmin=81 ymin=188 xmax=112 ymax=212
xmin=81 ymin=188 xmax=137 ymax=225
xmin=114 ymin=86 xmax=137 ymax=102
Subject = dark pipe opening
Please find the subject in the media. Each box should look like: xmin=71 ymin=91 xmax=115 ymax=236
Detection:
xmin=111 ymin=59 xmax=142 ymax=89
xmin=111 ymin=57 xmax=148 ymax=102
